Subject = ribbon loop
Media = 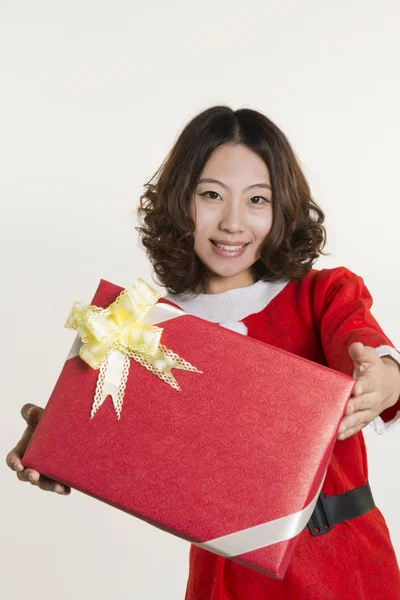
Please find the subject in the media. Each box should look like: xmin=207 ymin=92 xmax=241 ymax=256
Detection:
xmin=65 ymin=278 xmax=201 ymax=418
xmin=120 ymin=321 xmax=162 ymax=356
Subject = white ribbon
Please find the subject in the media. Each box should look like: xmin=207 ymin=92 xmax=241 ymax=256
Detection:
xmin=194 ymin=476 xmax=326 ymax=557
xmin=66 ymin=300 xmax=325 ymax=556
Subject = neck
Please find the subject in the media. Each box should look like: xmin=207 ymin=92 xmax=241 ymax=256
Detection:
xmin=205 ymin=269 xmax=256 ymax=294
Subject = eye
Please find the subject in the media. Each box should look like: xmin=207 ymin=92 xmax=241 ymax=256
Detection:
xmin=200 ymin=191 xmax=221 ymax=200
xmin=249 ymin=196 xmax=270 ymax=205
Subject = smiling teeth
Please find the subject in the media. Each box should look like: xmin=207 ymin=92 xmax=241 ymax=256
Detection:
xmin=215 ymin=242 xmax=247 ymax=251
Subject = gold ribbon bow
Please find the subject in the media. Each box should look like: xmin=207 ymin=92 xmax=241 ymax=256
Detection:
xmin=65 ymin=278 xmax=201 ymax=419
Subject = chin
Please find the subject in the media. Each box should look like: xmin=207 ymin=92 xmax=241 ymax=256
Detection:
xmin=206 ymin=262 xmax=251 ymax=279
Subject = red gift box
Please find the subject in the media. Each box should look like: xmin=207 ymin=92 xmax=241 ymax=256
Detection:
xmin=22 ymin=278 xmax=356 ymax=579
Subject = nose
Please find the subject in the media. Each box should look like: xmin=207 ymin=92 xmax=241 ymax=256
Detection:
xmin=219 ymin=201 xmax=245 ymax=234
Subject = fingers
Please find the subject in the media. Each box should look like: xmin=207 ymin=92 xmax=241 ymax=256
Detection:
xmin=16 ymin=467 xmax=42 ymax=483
xmin=339 ymin=393 xmax=375 ymax=439
xmin=16 ymin=469 xmax=71 ymax=495
xmin=6 ymin=404 xmax=44 ymax=469
xmin=9 ymin=453 xmax=71 ymax=495
xmin=7 ymin=443 xmax=71 ymax=494
xmin=351 ymin=368 xmax=379 ymax=396
xmin=6 ymin=429 xmax=43 ymax=483
xmin=6 ymin=403 xmax=70 ymax=495
xmin=6 ymin=424 xmax=35 ymax=471
xmin=345 ymin=391 xmax=375 ymax=415
xmin=338 ymin=423 xmax=368 ymax=441
xmin=6 ymin=448 xmax=25 ymax=472
xmin=338 ymin=407 xmax=373 ymax=440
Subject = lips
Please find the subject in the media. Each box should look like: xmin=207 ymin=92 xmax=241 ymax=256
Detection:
xmin=211 ymin=240 xmax=250 ymax=251
xmin=209 ymin=240 xmax=251 ymax=258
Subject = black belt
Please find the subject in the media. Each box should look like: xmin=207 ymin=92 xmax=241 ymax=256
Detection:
xmin=305 ymin=482 xmax=375 ymax=536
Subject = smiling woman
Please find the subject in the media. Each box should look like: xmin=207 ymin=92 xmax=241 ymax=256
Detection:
xmin=137 ymin=105 xmax=328 ymax=295
xmin=133 ymin=106 xmax=400 ymax=600
xmin=190 ymin=143 xmax=274 ymax=293
xmin=8 ymin=105 xmax=399 ymax=600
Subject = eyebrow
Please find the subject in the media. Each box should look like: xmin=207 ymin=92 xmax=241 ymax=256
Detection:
xmin=197 ymin=177 xmax=271 ymax=191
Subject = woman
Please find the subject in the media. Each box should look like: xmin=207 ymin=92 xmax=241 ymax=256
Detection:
xmin=7 ymin=105 xmax=400 ymax=599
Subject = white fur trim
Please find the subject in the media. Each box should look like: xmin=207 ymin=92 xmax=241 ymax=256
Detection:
xmin=163 ymin=279 xmax=290 ymax=323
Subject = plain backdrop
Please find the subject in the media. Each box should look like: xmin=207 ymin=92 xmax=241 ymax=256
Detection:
xmin=1 ymin=2 xmax=399 ymax=599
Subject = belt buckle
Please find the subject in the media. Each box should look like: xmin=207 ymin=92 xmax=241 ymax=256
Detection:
xmin=307 ymin=492 xmax=334 ymax=536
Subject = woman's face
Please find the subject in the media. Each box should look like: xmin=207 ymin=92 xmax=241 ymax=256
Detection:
xmin=191 ymin=143 xmax=273 ymax=293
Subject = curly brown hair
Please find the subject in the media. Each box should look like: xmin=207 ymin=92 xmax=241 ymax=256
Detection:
xmin=136 ymin=105 xmax=329 ymax=295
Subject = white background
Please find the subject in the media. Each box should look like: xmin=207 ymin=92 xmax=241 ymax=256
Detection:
xmin=1 ymin=2 xmax=399 ymax=598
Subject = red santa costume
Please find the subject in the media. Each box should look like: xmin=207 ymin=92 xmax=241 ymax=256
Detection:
xmin=162 ymin=265 xmax=400 ymax=600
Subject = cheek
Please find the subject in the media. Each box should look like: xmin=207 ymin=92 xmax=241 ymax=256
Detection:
xmin=249 ymin=214 xmax=273 ymax=243
xmin=192 ymin=215 xmax=207 ymax=251
xmin=192 ymin=203 xmax=214 ymax=237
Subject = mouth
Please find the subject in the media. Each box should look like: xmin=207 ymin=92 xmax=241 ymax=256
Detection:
xmin=210 ymin=240 xmax=250 ymax=257
xmin=211 ymin=240 xmax=250 ymax=251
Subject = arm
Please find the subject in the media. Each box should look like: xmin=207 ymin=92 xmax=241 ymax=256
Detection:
xmin=314 ymin=266 xmax=400 ymax=434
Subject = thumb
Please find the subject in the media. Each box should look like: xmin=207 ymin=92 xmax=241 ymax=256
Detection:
xmin=348 ymin=342 xmax=379 ymax=373
xmin=21 ymin=404 xmax=44 ymax=428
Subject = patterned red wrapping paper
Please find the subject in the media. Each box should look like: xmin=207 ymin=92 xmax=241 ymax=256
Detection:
xmin=22 ymin=279 xmax=356 ymax=579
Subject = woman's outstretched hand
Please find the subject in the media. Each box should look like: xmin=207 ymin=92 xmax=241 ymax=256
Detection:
xmin=337 ymin=342 xmax=400 ymax=440
xmin=5 ymin=403 xmax=71 ymax=495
